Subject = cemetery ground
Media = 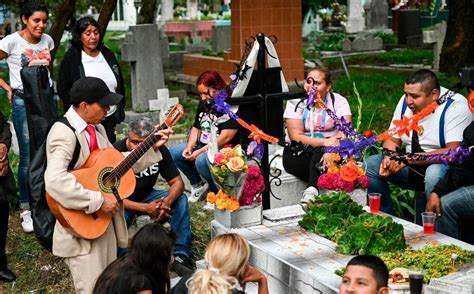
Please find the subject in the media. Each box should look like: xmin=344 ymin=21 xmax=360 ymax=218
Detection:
xmin=0 ymin=33 xmax=470 ymax=292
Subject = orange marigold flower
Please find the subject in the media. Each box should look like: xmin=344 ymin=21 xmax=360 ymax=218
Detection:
xmin=340 ymin=160 xmax=359 ymax=182
xmin=331 ymin=153 xmax=341 ymax=162
xmin=207 ymin=192 xmax=216 ymax=204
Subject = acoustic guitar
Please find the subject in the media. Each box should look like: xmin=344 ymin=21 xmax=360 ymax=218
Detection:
xmin=46 ymin=104 xmax=184 ymax=239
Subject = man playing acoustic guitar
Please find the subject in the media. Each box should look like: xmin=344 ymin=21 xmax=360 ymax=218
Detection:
xmin=114 ymin=117 xmax=195 ymax=276
xmin=44 ymin=77 xmax=172 ymax=293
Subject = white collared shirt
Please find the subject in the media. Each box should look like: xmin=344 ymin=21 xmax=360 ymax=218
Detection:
xmin=66 ymin=107 xmax=99 ymax=147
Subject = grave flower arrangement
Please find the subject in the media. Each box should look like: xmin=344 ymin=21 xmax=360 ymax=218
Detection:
xmin=317 ymin=154 xmax=368 ymax=193
xmin=207 ymin=145 xmax=248 ymax=211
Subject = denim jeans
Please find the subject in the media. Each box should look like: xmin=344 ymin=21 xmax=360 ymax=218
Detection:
xmin=12 ymin=95 xmax=30 ymax=209
xmin=436 ymin=186 xmax=474 ymax=239
xmin=169 ymin=142 xmax=217 ymax=193
xmin=365 ymin=154 xmax=447 ymax=222
xmin=124 ymin=190 xmax=192 ymax=257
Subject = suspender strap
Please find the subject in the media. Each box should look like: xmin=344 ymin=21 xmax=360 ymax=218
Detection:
xmin=439 ymin=98 xmax=454 ymax=148
xmin=401 ymin=96 xmax=407 ymax=118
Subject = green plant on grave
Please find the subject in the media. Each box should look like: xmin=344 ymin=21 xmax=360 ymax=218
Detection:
xmin=389 ymin=184 xmax=416 ymax=220
xmin=299 ymin=192 xmax=406 ymax=255
xmin=315 ymin=32 xmax=347 ymax=52
xmin=370 ymin=31 xmax=397 ymax=44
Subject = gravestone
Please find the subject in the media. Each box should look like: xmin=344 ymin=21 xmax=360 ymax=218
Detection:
xmin=423 ymin=21 xmax=447 ymax=70
xmin=346 ymin=0 xmax=365 ymax=33
xmin=397 ymin=9 xmax=422 ymax=46
xmin=342 ymin=38 xmax=352 ymax=52
xmin=187 ymin=0 xmax=199 ymax=19
xmin=344 ymin=35 xmax=383 ymax=52
xmin=160 ymin=0 xmax=174 ymax=25
xmin=302 ymin=9 xmax=318 ymax=37
xmin=363 ymin=0 xmax=388 ymax=30
xmin=121 ymin=24 xmax=169 ymax=112
xmin=212 ymin=24 xmax=231 ymax=51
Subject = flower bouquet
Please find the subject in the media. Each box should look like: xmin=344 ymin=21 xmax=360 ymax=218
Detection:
xmin=317 ymin=154 xmax=368 ymax=205
xmin=207 ymin=145 xmax=248 ymax=211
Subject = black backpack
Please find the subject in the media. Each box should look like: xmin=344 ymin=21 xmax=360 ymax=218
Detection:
xmin=27 ymin=117 xmax=80 ymax=252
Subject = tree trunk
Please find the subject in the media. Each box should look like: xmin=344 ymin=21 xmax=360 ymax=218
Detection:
xmin=97 ymin=0 xmax=118 ymax=37
xmin=439 ymin=0 xmax=474 ymax=74
xmin=48 ymin=0 xmax=76 ymax=66
xmin=138 ymin=0 xmax=158 ymax=24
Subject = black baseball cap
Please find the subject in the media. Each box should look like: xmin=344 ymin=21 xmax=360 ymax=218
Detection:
xmin=69 ymin=77 xmax=123 ymax=105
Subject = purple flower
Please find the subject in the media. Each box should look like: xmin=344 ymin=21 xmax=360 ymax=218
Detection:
xmin=247 ymin=141 xmax=265 ymax=161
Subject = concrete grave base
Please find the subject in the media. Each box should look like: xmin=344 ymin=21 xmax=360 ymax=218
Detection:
xmin=214 ymin=203 xmax=262 ymax=229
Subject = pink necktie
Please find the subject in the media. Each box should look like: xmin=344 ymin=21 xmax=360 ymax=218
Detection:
xmin=85 ymin=125 xmax=99 ymax=151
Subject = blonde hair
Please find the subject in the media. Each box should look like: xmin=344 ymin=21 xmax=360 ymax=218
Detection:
xmin=187 ymin=233 xmax=250 ymax=294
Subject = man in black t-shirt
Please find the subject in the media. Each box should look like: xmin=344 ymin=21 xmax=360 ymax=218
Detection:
xmin=114 ymin=118 xmax=195 ymax=276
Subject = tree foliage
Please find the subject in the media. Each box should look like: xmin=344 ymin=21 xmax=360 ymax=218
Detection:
xmin=439 ymin=0 xmax=474 ymax=74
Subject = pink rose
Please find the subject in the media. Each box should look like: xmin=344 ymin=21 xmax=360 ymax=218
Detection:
xmin=214 ymin=152 xmax=224 ymax=165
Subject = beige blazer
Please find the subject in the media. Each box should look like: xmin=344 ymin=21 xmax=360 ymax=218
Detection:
xmin=44 ymin=112 xmax=161 ymax=257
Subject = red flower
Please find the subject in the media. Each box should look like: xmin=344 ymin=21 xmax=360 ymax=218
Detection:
xmin=357 ymin=175 xmax=369 ymax=189
xmin=240 ymin=165 xmax=265 ymax=206
xmin=363 ymin=129 xmax=374 ymax=138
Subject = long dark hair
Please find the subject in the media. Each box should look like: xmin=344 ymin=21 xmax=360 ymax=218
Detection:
xmin=93 ymin=223 xmax=177 ymax=294
xmin=71 ymin=16 xmax=103 ymax=49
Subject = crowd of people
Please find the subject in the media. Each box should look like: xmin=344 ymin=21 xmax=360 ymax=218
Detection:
xmin=0 ymin=1 xmax=473 ymax=293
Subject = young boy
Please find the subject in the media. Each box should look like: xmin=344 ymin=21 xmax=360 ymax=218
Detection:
xmin=339 ymin=255 xmax=390 ymax=294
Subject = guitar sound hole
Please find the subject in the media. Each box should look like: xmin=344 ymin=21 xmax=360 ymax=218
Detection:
xmin=102 ymin=172 xmax=117 ymax=189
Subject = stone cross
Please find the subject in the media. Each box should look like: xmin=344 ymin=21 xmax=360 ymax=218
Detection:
xmin=346 ymin=0 xmax=365 ymax=33
xmin=121 ymin=24 xmax=169 ymax=112
xmin=423 ymin=21 xmax=447 ymax=70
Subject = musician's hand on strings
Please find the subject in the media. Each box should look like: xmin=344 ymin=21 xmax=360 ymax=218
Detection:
xmin=100 ymin=197 xmax=120 ymax=215
xmin=152 ymin=129 xmax=174 ymax=150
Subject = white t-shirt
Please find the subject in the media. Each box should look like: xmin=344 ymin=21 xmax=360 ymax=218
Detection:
xmin=0 ymin=32 xmax=54 ymax=90
xmin=81 ymin=50 xmax=118 ymax=116
xmin=284 ymin=92 xmax=352 ymax=138
xmin=390 ymin=87 xmax=472 ymax=152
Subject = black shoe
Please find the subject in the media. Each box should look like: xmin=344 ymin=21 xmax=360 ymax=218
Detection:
xmin=172 ymin=254 xmax=196 ymax=276
xmin=0 ymin=269 xmax=16 ymax=282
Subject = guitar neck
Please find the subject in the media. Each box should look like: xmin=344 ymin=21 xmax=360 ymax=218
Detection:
xmin=113 ymin=122 xmax=168 ymax=178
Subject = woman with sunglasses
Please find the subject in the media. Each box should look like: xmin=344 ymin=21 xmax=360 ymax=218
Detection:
xmin=170 ymin=70 xmax=239 ymax=203
xmin=283 ymin=66 xmax=352 ymax=203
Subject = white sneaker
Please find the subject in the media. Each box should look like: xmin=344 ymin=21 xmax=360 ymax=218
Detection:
xmin=301 ymin=187 xmax=319 ymax=204
xmin=188 ymin=181 xmax=209 ymax=203
xmin=20 ymin=210 xmax=34 ymax=233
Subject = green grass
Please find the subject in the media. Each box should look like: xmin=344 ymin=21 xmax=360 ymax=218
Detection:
xmin=320 ymin=49 xmax=434 ymax=69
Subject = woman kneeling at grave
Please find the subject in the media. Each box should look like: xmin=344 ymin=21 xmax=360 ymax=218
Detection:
xmin=283 ymin=66 xmax=352 ymax=203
